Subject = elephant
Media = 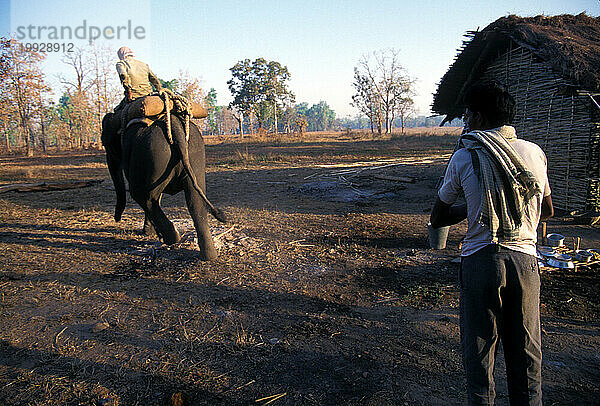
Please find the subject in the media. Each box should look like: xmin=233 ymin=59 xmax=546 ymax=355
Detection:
xmin=101 ymin=112 xmax=227 ymax=260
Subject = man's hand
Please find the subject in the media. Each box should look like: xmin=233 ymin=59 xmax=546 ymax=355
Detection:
xmin=430 ymin=197 xmax=467 ymax=228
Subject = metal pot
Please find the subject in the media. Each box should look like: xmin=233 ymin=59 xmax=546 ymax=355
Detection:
xmin=546 ymin=233 xmax=565 ymax=247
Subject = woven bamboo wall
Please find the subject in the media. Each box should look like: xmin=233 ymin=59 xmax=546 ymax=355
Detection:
xmin=587 ymin=107 xmax=600 ymax=211
xmin=480 ymin=45 xmax=598 ymax=212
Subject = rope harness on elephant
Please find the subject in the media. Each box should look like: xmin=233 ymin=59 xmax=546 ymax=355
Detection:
xmin=158 ymin=88 xmax=193 ymax=145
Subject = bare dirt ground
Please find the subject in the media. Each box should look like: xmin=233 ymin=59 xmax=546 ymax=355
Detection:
xmin=0 ymin=129 xmax=598 ymax=405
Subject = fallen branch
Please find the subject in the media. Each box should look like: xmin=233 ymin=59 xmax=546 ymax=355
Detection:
xmin=0 ymin=180 xmax=103 ymax=194
xmin=372 ymin=174 xmax=416 ymax=183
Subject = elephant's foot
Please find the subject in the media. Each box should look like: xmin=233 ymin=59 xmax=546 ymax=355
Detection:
xmin=198 ymin=246 xmax=218 ymax=261
xmin=162 ymin=228 xmax=181 ymax=245
xmin=196 ymin=237 xmax=218 ymax=261
xmin=142 ymin=220 xmax=156 ymax=236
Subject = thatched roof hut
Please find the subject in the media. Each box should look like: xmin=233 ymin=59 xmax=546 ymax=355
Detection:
xmin=432 ymin=13 xmax=600 ymax=214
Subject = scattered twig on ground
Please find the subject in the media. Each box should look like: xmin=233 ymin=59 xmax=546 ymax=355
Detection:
xmin=255 ymin=392 xmax=287 ymax=404
xmin=376 ymin=297 xmax=401 ymax=303
xmin=214 ymin=225 xmax=236 ymax=240
xmin=52 ymin=326 xmax=68 ymax=350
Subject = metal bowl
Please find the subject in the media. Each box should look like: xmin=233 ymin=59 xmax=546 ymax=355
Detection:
xmin=575 ymin=250 xmax=593 ymax=263
xmin=546 ymin=233 xmax=565 ymax=247
xmin=547 ymin=257 xmax=574 ymax=269
xmin=537 ymin=246 xmax=556 ymax=257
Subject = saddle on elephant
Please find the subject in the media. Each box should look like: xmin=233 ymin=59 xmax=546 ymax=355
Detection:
xmin=108 ymin=89 xmax=209 ymax=143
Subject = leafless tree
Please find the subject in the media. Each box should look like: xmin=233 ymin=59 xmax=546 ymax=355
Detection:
xmin=352 ymin=49 xmax=415 ymax=134
xmin=89 ymin=43 xmax=119 ymax=147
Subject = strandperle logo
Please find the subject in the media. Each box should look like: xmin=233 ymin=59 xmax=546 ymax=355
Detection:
xmin=15 ymin=20 xmax=146 ymax=44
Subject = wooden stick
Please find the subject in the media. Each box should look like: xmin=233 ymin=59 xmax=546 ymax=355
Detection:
xmin=372 ymin=174 xmax=416 ymax=183
xmin=263 ymin=393 xmax=287 ymax=405
xmin=0 ymin=180 xmax=102 ymax=194
xmin=541 ymin=222 xmax=547 ymax=245
xmin=256 ymin=393 xmax=287 ymax=404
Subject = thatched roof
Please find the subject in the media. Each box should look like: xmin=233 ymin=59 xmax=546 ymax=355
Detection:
xmin=433 ymin=13 xmax=600 ymax=122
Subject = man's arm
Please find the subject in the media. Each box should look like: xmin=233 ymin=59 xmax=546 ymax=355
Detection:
xmin=540 ymin=194 xmax=553 ymax=221
xmin=116 ymin=62 xmax=131 ymax=88
xmin=148 ymin=69 xmax=162 ymax=92
xmin=430 ymin=196 xmax=467 ymax=228
xmin=116 ymin=62 xmax=133 ymax=100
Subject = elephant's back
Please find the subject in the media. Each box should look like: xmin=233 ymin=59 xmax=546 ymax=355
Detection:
xmin=126 ymin=123 xmax=179 ymax=190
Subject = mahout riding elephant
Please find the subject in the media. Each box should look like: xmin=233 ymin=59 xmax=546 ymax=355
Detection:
xmin=101 ymin=113 xmax=227 ymax=260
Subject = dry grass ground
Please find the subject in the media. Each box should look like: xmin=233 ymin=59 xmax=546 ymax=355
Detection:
xmin=0 ymin=128 xmax=598 ymax=405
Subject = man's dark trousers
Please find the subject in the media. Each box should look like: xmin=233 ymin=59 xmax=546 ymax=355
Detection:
xmin=460 ymin=244 xmax=542 ymax=405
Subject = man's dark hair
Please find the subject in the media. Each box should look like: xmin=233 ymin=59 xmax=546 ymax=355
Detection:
xmin=463 ymin=81 xmax=516 ymax=128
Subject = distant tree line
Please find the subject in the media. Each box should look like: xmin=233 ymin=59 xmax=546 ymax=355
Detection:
xmin=0 ymin=37 xmax=123 ymax=155
xmin=0 ymin=37 xmax=214 ymax=155
xmin=338 ymin=114 xmax=463 ymax=130
xmin=1 ymin=38 xmax=456 ymax=155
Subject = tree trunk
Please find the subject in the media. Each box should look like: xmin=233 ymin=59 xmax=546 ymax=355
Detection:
xmin=239 ymin=112 xmax=245 ymax=139
xmin=26 ymin=126 xmax=34 ymax=157
xmin=385 ymin=109 xmax=390 ymax=134
xmin=273 ymin=103 xmax=278 ymax=135
xmin=400 ymin=113 xmax=405 ymax=135
xmin=2 ymin=122 xmax=9 ymax=153
xmin=40 ymin=120 xmax=47 ymax=153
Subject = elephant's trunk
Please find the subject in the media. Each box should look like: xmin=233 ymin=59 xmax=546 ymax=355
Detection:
xmin=102 ymin=113 xmax=127 ymax=222
xmin=170 ymin=114 xmax=228 ymax=223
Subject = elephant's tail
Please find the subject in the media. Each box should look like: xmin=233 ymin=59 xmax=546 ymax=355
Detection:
xmin=170 ymin=114 xmax=228 ymax=223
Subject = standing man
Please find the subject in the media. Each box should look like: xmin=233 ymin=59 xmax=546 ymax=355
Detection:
xmin=430 ymin=82 xmax=553 ymax=405
xmin=115 ymin=46 xmax=162 ymax=109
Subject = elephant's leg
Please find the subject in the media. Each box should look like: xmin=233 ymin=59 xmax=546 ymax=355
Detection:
xmin=136 ymin=195 xmax=180 ymax=245
xmin=183 ymin=178 xmax=217 ymax=260
xmin=142 ymin=214 xmax=156 ymax=236
xmin=142 ymin=194 xmax=161 ymax=236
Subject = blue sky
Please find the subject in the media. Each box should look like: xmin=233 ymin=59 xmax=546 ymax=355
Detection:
xmin=1 ymin=0 xmax=598 ymax=117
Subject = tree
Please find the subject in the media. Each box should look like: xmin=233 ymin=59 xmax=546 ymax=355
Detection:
xmin=205 ymin=88 xmax=219 ymax=135
xmin=352 ymin=49 xmax=415 ymax=135
xmin=56 ymin=91 xmax=93 ymax=149
xmin=228 ymin=58 xmax=294 ymax=136
xmin=214 ymin=106 xmax=237 ymax=135
xmin=60 ymin=47 xmax=93 ymax=95
xmin=177 ymin=70 xmax=205 ymax=103
xmin=306 ymin=101 xmax=336 ymax=131
xmin=351 ymin=68 xmax=380 ymax=134
xmin=393 ymin=95 xmax=415 ymax=135
xmin=89 ymin=43 xmax=119 ymax=147
xmin=0 ymin=37 xmax=50 ymax=156
xmin=160 ymin=78 xmax=179 ymax=92
xmin=261 ymin=60 xmax=294 ymax=134
xmin=60 ymin=46 xmax=102 ymax=148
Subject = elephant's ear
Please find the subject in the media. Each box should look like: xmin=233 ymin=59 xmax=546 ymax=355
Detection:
xmin=101 ymin=113 xmax=120 ymax=150
xmin=101 ymin=112 xmax=126 ymax=222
